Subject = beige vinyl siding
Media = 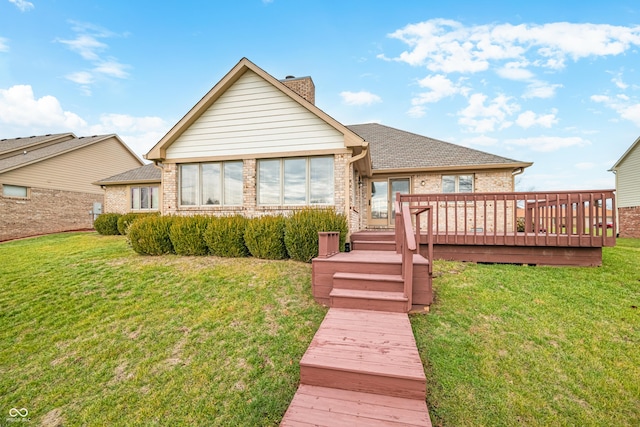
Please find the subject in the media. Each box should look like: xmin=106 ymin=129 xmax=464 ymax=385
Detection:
xmin=166 ymin=70 xmax=345 ymax=159
xmin=0 ymin=137 xmax=142 ymax=194
xmin=617 ymin=143 xmax=640 ymax=207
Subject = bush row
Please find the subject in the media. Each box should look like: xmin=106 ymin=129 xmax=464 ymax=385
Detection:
xmin=125 ymin=208 xmax=347 ymax=262
xmin=94 ymin=212 xmax=160 ymax=236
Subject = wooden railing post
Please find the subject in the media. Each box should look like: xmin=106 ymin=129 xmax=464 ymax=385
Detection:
xmin=317 ymin=231 xmax=339 ymax=258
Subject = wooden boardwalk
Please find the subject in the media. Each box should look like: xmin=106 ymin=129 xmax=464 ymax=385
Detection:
xmin=281 ymin=308 xmax=431 ymax=426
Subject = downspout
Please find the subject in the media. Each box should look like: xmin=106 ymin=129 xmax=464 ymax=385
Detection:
xmin=345 ymin=143 xmax=369 ymax=242
xmin=512 ymin=167 xmax=524 ymax=191
xmin=153 ymin=160 xmax=164 ymax=215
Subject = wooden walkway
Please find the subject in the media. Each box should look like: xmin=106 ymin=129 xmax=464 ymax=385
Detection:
xmin=280 ymin=308 xmax=431 ymax=426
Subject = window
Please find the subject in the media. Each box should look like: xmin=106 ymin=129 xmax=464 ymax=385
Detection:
xmin=131 ymin=186 xmax=159 ymax=210
xmin=442 ymin=175 xmax=474 ymax=193
xmin=258 ymin=156 xmax=334 ymax=205
xmin=179 ymin=161 xmax=243 ymax=206
xmin=2 ymin=184 xmax=28 ymax=198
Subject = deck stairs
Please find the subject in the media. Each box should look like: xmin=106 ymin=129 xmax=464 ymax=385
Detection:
xmin=281 ymin=230 xmax=433 ymax=426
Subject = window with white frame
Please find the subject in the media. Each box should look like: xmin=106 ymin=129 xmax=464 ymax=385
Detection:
xmin=131 ymin=186 xmax=159 ymax=210
xmin=179 ymin=161 xmax=243 ymax=206
xmin=2 ymin=184 xmax=28 ymax=198
xmin=258 ymin=156 xmax=334 ymax=205
xmin=442 ymin=175 xmax=474 ymax=193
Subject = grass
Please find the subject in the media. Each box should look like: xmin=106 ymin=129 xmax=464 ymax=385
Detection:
xmin=1 ymin=233 xmax=638 ymax=426
xmin=0 ymin=232 xmax=326 ymax=426
xmin=412 ymin=238 xmax=640 ymax=426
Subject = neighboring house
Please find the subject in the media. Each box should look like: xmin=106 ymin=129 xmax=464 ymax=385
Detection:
xmin=0 ymin=133 xmax=143 ymax=241
xmin=610 ymin=135 xmax=640 ymax=238
xmin=93 ymin=163 xmax=161 ymax=214
xmin=140 ymin=57 xmax=531 ymax=234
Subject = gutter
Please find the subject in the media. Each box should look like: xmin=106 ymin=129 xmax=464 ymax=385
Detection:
xmin=345 ymin=143 xmax=369 ymax=241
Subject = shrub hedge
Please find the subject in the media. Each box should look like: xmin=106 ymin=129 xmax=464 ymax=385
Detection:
xmin=128 ymin=215 xmax=175 ymax=255
xmin=169 ymin=215 xmax=210 ymax=256
xmin=284 ymin=208 xmax=348 ymax=262
xmin=94 ymin=213 xmax=122 ymax=235
xmin=117 ymin=212 xmax=159 ymax=235
xmin=204 ymin=215 xmax=250 ymax=257
xmin=244 ymin=215 xmax=288 ymax=260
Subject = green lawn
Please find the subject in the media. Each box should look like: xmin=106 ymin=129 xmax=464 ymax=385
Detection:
xmin=0 ymin=232 xmax=326 ymax=426
xmin=413 ymin=238 xmax=640 ymax=426
xmin=1 ymin=233 xmax=638 ymax=426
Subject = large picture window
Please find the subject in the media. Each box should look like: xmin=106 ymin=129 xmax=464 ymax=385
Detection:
xmin=131 ymin=186 xmax=159 ymax=210
xmin=180 ymin=161 xmax=243 ymax=206
xmin=442 ymin=174 xmax=474 ymax=193
xmin=258 ymin=156 xmax=334 ymax=205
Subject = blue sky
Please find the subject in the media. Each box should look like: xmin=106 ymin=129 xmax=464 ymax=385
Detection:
xmin=1 ymin=0 xmax=639 ymax=191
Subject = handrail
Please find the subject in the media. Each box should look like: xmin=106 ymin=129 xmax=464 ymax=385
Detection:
xmin=398 ymin=190 xmax=616 ymax=248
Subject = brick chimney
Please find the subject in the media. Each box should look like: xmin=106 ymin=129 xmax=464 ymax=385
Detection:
xmin=280 ymin=75 xmax=315 ymax=105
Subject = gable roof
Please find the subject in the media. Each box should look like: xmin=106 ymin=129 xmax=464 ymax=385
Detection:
xmin=146 ymin=57 xmax=367 ymax=161
xmin=609 ymin=135 xmax=640 ymax=171
xmin=347 ymin=123 xmax=532 ymax=173
xmin=0 ymin=133 xmax=143 ymax=174
xmin=94 ymin=163 xmax=161 ymax=186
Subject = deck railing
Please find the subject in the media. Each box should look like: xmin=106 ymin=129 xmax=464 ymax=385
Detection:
xmin=395 ymin=194 xmax=433 ymax=305
xmin=398 ymin=190 xmax=616 ymax=248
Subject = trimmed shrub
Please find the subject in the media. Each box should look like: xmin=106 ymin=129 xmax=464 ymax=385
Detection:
xmin=169 ymin=215 xmax=210 ymax=256
xmin=117 ymin=212 xmax=159 ymax=235
xmin=204 ymin=215 xmax=250 ymax=257
xmin=244 ymin=215 xmax=288 ymax=260
xmin=94 ymin=213 xmax=122 ymax=235
xmin=284 ymin=208 xmax=348 ymax=262
xmin=128 ymin=215 xmax=175 ymax=255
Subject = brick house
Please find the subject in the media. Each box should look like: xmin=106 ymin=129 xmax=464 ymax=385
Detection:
xmin=610 ymin=135 xmax=640 ymax=238
xmin=131 ymin=58 xmax=532 ymax=234
xmin=0 ymin=133 xmax=143 ymax=241
xmin=94 ymin=163 xmax=161 ymax=214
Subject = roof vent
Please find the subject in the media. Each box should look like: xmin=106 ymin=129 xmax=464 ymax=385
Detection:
xmin=285 ymin=75 xmax=295 ymax=79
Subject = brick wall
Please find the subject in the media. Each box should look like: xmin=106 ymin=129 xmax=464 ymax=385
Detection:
xmin=618 ymin=206 xmax=640 ymax=238
xmin=0 ymin=187 xmax=103 ymax=241
xmin=104 ymin=185 xmax=128 ymax=214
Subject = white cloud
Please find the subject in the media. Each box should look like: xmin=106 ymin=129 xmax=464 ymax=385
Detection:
xmin=340 ymin=91 xmax=382 ymax=106
xmin=496 ymin=61 xmax=534 ymax=81
xmin=523 ymin=81 xmax=563 ymax=99
xmin=0 ymin=85 xmax=86 ymax=129
xmin=407 ymin=105 xmax=426 ymax=118
xmin=591 ymin=93 xmax=640 ymax=127
xmin=413 ymin=74 xmax=469 ymax=103
xmin=505 ymin=136 xmax=589 ymax=152
xmin=58 ymin=34 xmax=107 ymax=61
xmin=0 ymin=84 xmax=166 ymax=157
xmin=457 ymin=93 xmax=519 ymax=133
xmin=385 ymin=20 xmax=640 ymax=73
xmin=0 ymin=37 xmax=9 ymax=52
xmin=516 ymin=109 xmax=558 ymax=128
xmin=8 ymin=0 xmax=34 ymax=12
xmin=57 ymin=22 xmax=130 ymax=94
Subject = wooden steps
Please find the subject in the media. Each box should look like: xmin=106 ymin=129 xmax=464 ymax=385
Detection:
xmin=330 ymin=289 xmax=409 ymax=312
xmin=351 ymin=231 xmax=396 ymax=252
xmin=281 ymin=385 xmax=431 ymax=426
xmin=281 ymin=308 xmax=431 ymax=426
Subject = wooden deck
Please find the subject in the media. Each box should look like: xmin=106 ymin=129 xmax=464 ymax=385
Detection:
xmin=281 ymin=308 xmax=431 ymax=426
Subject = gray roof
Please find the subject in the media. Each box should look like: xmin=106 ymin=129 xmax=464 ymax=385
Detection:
xmin=0 ymin=133 xmax=124 ymax=174
xmin=347 ymin=123 xmax=530 ymax=171
xmin=94 ymin=163 xmax=161 ymax=185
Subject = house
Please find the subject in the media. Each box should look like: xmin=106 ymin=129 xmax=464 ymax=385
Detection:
xmin=610 ymin=135 xmax=640 ymax=238
xmin=93 ymin=163 xmax=161 ymax=214
xmin=141 ymin=57 xmax=531 ymax=236
xmin=0 ymin=133 xmax=143 ymax=241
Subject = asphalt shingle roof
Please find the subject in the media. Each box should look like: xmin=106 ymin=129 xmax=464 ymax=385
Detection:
xmin=94 ymin=163 xmax=160 ymax=185
xmin=347 ymin=123 xmax=529 ymax=171
xmin=0 ymin=134 xmax=115 ymax=173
